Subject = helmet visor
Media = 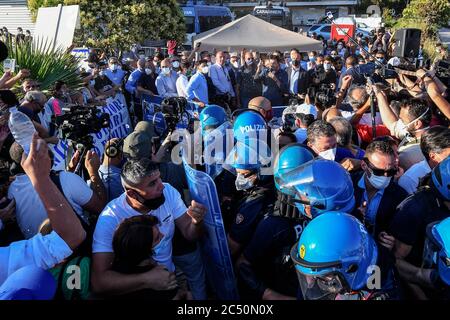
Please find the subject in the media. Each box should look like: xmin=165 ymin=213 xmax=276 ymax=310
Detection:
xmin=296 ymin=271 xmax=346 ymax=300
xmin=275 ymin=162 xmax=325 ymax=208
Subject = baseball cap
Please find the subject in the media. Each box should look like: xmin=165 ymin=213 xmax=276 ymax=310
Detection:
xmin=296 ymin=103 xmax=318 ymax=119
xmin=134 ymin=121 xmax=156 ymax=139
xmin=230 ymin=52 xmax=238 ymax=58
xmin=123 ymin=131 xmax=152 ymax=159
xmin=0 ymin=266 xmax=57 ymax=300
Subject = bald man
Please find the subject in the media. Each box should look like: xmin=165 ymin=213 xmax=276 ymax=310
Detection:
xmin=248 ymin=96 xmax=273 ymax=122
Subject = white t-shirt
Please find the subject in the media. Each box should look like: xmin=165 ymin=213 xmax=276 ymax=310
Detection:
xmin=0 ymin=231 xmax=73 ymax=286
xmin=398 ymin=160 xmax=431 ymax=194
xmin=8 ymin=172 xmax=93 ymax=239
xmin=92 ymin=183 xmax=187 ymax=272
xmin=176 ymin=74 xmax=189 ymax=98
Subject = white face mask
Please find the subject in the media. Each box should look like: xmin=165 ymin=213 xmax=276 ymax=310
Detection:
xmin=235 ymin=173 xmax=256 ymax=191
xmin=117 ymin=65 xmax=122 ymax=70
xmin=99 ymin=70 xmax=105 ymax=77
xmin=367 ymin=173 xmax=392 ymax=190
xmin=145 ymin=68 xmax=152 ymax=75
xmin=161 ymin=67 xmax=170 ymax=75
xmin=337 ymin=45 xmax=343 ymax=50
xmin=324 ymin=63 xmax=331 ymax=71
xmin=89 ymin=80 xmax=95 ymax=86
xmin=172 ymin=61 xmax=180 ymax=69
xmin=397 ymin=107 xmax=430 ymax=137
xmin=110 ymin=64 xmax=118 ymax=71
xmin=232 ymin=61 xmax=240 ymax=69
xmin=318 ymin=148 xmax=337 ymax=161
xmin=201 ymin=66 xmax=209 ymax=74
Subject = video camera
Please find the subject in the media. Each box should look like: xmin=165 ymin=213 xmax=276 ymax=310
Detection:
xmin=308 ymin=84 xmax=336 ymax=110
xmin=156 ymin=97 xmax=190 ymax=134
xmin=53 ymin=106 xmax=110 ymax=148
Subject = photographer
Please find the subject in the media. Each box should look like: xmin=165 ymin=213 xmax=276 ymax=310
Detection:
xmin=254 ymin=55 xmax=289 ymax=107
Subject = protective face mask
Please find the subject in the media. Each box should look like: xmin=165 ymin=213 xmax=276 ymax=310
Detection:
xmin=99 ymin=70 xmax=105 ymax=77
xmin=110 ymin=64 xmax=118 ymax=71
xmin=145 ymin=68 xmax=152 ymax=75
xmin=162 ymin=67 xmax=171 ymax=75
xmin=355 ymin=50 xmax=360 ymax=56
xmin=226 ymin=59 xmax=231 ymax=65
xmin=207 ymin=62 xmax=212 ymax=67
xmin=172 ymin=61 xmax=180 ymax=69
xmin=235 ymin=173 xmax=256 ymax=191
xmin=117 ymin=65 xmax=122 ymax=70
xmin=398 ymin=107 xmax=430 ymax=136
xmin=246 ymin=59 xmax=253 ymax=66
xmin=337 ymin=45 xmax=343 ymax=50
xmin=140 ymin=194 xmax=166 ymax=211
xmin=309 ymin=56 xmax=316 ymax=62
xmin=323 ymin=63 xmax=331 ymax=71
xmin=201 ymin=66 xmax=209 ymax=74
xmin=318 ymin=148 xmax=337 ymax=161
xmin=232 ymin=61 xmax=240 ymax=69
xmin=139 ymin=55 xmax=145 ymax=59
xmin=367 ymin=173 xmax=391 ymax=190
xmin=89 ymin=80 xmax=95 ymax=86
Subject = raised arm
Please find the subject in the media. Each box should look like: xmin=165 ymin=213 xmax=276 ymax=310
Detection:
xmin=21 ymin=133 xmax=86 ymax=250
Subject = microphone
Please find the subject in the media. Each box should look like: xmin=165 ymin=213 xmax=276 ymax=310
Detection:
xmin=326 ymin=11 xmax=334 ymax=21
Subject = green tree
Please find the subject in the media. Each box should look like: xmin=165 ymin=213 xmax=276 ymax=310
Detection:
xmin=28 ymin=0 xmax=186 ymax=53
xmin=399 ymin=0 xmax=450 ymax=38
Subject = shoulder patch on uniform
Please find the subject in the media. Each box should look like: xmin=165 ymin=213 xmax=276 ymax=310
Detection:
xmin=235 ymin=213 xmax=244 ymax=225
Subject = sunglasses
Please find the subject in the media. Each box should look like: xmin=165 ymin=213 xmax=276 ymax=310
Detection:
xmin=363 ymin=158 xmax=398 ymax=177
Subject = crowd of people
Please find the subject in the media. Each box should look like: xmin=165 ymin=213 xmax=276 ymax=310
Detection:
xmin=0 ymin=23 xmax=449 ymax=301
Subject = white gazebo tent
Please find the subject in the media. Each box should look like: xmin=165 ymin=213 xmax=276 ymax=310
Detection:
xmin=193 ymin=14 xmax=323 ymax=53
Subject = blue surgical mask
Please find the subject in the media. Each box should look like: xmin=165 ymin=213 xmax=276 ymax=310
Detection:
xmin=309 ymin=56 xmax=316 ymax=62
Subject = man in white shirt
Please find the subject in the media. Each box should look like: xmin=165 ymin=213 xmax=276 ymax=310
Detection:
xmin=399 ymin=126 xmax=450 ymax=194
xmin=0 ymin=134 xmax=85 ymax=293
xmin=175 ymin=61 xmax=190 ymax=98
xmin=209 ymin=51 xmax=235 ymax=98
xmin=91 ymin=158 xmax=207 ymax=296
xmin=8 ymin=142 xmax=106 ymax=239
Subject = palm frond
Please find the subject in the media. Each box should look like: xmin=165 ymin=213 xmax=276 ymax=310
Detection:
xmin=0 ymin=39 xmax=83 ymax=93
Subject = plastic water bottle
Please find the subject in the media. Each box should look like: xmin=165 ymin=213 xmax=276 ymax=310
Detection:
xmin=8 ymin=108 xmax=36 ymax=155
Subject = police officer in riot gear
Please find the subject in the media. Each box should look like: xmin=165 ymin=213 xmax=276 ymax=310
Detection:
xmin=236 ymin=149 xmax=357 ymax=300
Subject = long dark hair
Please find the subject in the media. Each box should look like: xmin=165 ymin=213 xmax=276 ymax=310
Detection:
xmin=112 ymin=215 xmax=159 ymax=273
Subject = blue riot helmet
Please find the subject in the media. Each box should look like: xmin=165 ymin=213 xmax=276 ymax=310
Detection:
xmin=275 ymin=159 xmax=355 ymax=219
xmin=232 ymin=110 xmax=267 ymax=143
xmin=274 ymin=144 xmax=314 ymax=194
xmin=425 ymin=218 xmax=450 ymax=285
xmin=199 ymin=105 xmax=228 ymax=137
xmin=290 ymin=212 xmax=378 ymax=300
xmin=432 ymin=156 xmax=450 ymax=200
